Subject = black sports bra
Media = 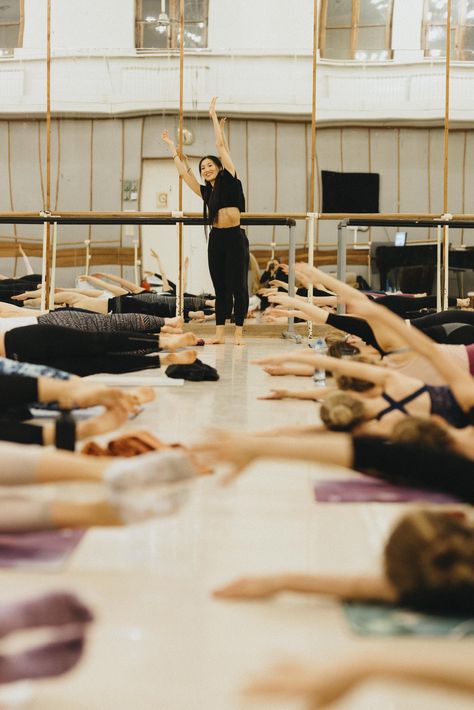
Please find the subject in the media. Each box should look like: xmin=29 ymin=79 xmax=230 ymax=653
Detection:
xmin=375 ymin=386 xmax=428 ymax=420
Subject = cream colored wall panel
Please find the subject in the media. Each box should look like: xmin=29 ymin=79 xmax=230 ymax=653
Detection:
xmin=463 ymin=133 xmax=474 ymax=246
xmin=123 ymin=118 xmax=143 ymax=184
xmin=341 ymin=129 xmax=370 ymax=173
xmin=56 ymin=119 xmax=92 ymax=246
xmin=0 ymin=122 xmax=14 ymax=239
xmin=399 ymin=130 xmax=429 ymax=214
xmin=247 ymin=121 xmax=277 ymax=245
xmin=9 ymin=121 xmax=43 ymax=240
xmin=90 ymin=119 xmax=122 ymax=242
xmin=316 ymin=129 xmax=342 ymax=245
xmin=276 ymin=123 xmax=306 ymax=246
xmin=428 ymin=130 xmax=444 ymax=217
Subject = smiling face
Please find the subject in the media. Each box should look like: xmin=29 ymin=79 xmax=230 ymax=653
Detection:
xmin=199 ymin=157 xmax=221 ymax=183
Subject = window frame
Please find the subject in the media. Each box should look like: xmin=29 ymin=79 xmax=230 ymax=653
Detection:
xmin=135 ymin=0 xmax=209 ymax=52
xmin=0 ymin=0 xmax=24 ymax=51
xmin=423 ymin=0 xmax=474 ymax=60
xmin=319 ymin=0 xmax=394 ymax=61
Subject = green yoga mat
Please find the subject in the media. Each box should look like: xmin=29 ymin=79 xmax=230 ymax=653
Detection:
xmin=344 ymin=601 xmax=474 ymax=637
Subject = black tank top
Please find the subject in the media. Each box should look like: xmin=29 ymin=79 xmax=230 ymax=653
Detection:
xmin=200 ymin=169 xmax=245 ymax=216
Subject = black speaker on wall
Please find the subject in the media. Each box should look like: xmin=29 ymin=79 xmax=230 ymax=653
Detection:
xmin=321 ymin=170 xmax=380 ymax=213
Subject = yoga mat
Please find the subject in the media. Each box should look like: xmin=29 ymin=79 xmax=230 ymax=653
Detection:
xmin=0 ymin=529 xmax=85 ymax=570
xmin=344 ymin=601 xmax=474 ymax=637
xmin=314 ymin=478 xmax=459 ymax=504
xmin=85 ymin=374 xmax=184 ymax=386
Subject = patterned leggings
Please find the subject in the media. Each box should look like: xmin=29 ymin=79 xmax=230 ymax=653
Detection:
xmin=38 ymin=308 xmax=165 ymax=333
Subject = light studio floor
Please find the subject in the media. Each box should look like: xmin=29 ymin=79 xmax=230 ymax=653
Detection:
xmin=1 ymin=338 xmax=473 ymax=710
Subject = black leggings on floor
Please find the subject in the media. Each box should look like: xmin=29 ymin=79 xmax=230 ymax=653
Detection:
xmin=370 ymin=294 xmax=457 ymax=317
xmin=208 ymin=226 xmax=249 ymax=326
xmin=4 ymin=325 xmax=162 ymax=376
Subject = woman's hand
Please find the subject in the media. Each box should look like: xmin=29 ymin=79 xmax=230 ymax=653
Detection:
xmin=257 ymin=389 xmax=289 ymax=400
xmin=242 ymin=658 xmax=361 ymax=708
xmin=269 ymin=279 xmax=288 ymax=290
xmin=193 ymin=429 xmax=260 ymax=483
xmin=213 ymin=575 xmax=283 ymax=600
xmin=268 ymin=293 xmax=298 ymax=309
xmin=209 ymin=96 xmax=218 ymax=117
xmin=161 ymin=129 xmax=175 ymax=148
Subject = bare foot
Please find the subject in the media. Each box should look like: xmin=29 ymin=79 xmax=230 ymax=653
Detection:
xmin=165 ymin=315 xmax=184 ymax=328
xmin=206 ymin=337 xmax=225 ymax=345
xmin=160 ymin=326 xmax=184 ymax=334
xmin=160 ymin=333 xmax=198 ymax=350
xmin=233 ymin=335 xmax=245 ymax=346
xmin=165 ymin=349 xmax=197 ymax=365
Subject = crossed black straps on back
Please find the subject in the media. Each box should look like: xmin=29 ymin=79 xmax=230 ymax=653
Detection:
xmin=375 ymin=386 xmax=429 ymax=421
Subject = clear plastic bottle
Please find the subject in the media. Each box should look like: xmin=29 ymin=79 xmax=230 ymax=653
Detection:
xmin=310 ymin=336 xmax=327 ymax=386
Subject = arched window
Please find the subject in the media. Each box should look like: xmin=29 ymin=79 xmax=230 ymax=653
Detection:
xmin=0 ymin=1 xmax=24 ymax=53
xmin=424 ymin=0 xmax=474 ymax=60
xmin=136 ymin=0 xmax=209 ymax=51
xmin=320 ymin=0 xmax=394 ymax=61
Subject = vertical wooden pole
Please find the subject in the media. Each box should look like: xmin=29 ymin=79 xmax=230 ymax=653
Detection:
xmin=44 ymin=0 xmax=52 ymax=309
xmin=309 ymin=0 xmax=318 ymax=216
xmin=442 ymin=0 xmax=452 ymax=309
xmin=177 ymin=0 xmax=184 ymax=317
xmin=307 ymin=0 xmax=318 ymax=340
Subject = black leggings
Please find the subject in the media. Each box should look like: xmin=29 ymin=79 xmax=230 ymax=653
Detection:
xmin=370 ymin=294 xmax=457 ymax=317
xmin=4 ymin=325 xmax=162 ymax=377
xmin=110 ymin=294 xmax=208 ymax=319
xmin=208 ymin=227 xmax=249 ymax=326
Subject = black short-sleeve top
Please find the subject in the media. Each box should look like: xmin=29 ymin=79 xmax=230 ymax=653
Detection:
xmin=200 ymin=169 xmax=245 ymax=214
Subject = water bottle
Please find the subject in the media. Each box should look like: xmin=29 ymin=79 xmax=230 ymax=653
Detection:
xmin=310 ymin=337 xmax=327 ymax=386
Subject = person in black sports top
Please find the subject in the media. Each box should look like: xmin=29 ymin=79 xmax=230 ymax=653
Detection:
xmin=162 ymin=97 xmax=249 ymax=345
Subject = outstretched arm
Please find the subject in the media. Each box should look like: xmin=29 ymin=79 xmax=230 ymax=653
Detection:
xmin=346 ymin=296 xmax=474 ymax=410
xmin=296 ymin=264 xmax=407 ymax=352
xmin=78 ymin=275 xmax=127 ymax=297
xmin=209 ymin=97 xmax=236 ymax=175
xmin=89 ymin=273 xmax=143 ymax=294
xmin=18 ymin=244 xmax=34 ymax=275
xmin=161 ymin=130 xmax=201 ymax=197
xmin=242 ymin=646 xmax=474 ymax=708
xmin=150 ymin=249 xmax=173 ymax=292
xmin=214 ymin=572 xmax=394 ymax=602
xmin=268 ymin=293 xmax=330 ymax=325
xmin=253 ymin=351 xmax=392 ymax=388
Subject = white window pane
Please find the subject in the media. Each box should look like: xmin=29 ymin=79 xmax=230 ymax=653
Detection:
xmin=466 ymin=0 xmax=474 ymax=20
xmin=359 ymin=0 xmax=390 ymax=25
xmin=462 ymin=25 xmax=474 ymax=58
xmin=327 ymin=0 xmax=353 ymax=27
xmin=141 ymin=0 xmax=165 ymax=21
xmin=425 ymin=25 xmax=456 ymax=56
xmin=324 ymin=28 xmax=352 ymax=58
xmin=425 ymin=0 xmax=459 ymax=24
xmin=143 ymin=24 xmax=169 ymax=49
xmin=0 ymin=1 xmax=20 ymax=23
xmin=358 ymin=26 xmax=386 ymax=50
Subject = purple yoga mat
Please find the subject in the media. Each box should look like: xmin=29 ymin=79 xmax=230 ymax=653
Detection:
xmin=314 ymin=478 xmax=459 ymax=504
xmin=0 ymin=529 xmax=85 ymax=569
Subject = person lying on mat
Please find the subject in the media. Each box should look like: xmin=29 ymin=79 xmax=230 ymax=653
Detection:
xmin=0 ymin=442 xmax=201 ymax=531
xmin=213 ymin=508 xmax=474 ymax=614
xmin=0 ymin=373 xmax=154 ymax=446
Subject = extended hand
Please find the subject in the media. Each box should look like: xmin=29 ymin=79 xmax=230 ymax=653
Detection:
xmin=209 ymin=96 xmax=218 ymax=116
xmin=213 ymin=575 xmax=282 ymax=600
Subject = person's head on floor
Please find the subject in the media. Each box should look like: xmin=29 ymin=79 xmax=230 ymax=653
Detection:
xmin=384 ymin=509 xmax=474 ymax=614
xmin=334 ymin=355 xmax=379 ymax=394
xmin=390 ymin=417 xmax=453 ymax=453
xmin=326 ymin=333 xmax=381 ymax=362
xmin=319 ymin=392 xmax=365 ymax=432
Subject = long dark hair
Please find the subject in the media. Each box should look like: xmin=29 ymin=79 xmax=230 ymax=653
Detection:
xmin=199 ymin=155 xmax=223 ymax=236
